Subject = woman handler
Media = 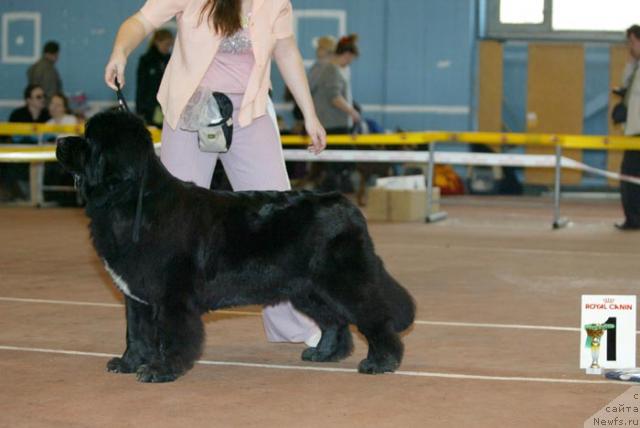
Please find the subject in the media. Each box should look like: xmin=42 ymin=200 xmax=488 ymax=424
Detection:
xmin=104 ymin=0 xmax=325 ymax=346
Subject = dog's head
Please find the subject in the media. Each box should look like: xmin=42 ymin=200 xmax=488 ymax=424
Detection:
xmin=56 ymin=110 xmax=154 ymax=197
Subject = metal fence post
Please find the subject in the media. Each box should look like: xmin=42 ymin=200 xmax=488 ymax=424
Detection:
xmin=425 ymin=141 xmax=447 ymax=223
xmin=552 ymin=143 xmax=569 ymax=229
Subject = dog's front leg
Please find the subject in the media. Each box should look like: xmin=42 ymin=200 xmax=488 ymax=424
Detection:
xmin=135 ymin=298 xmax=205 ymax=383
xmin=107 ymin=297 xmax=154 ymax=374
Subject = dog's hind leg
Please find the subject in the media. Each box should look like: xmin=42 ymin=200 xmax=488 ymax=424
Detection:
xmin=107 ymin=298 xmax=155 ymax=374
xmin=356 ymin=318 xmax=403 ymax=374
xmin=350 ymin=293 xmax=404 ymax=374
xmin=136 ymin=297 xmax=205 ymax=383
xmin=290 ymin=293 xmax=353 ymax=363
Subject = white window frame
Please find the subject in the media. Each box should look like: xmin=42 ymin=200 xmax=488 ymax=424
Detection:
xmin=2 ymin=12 xmax=41 ymax=64
xmin=292 ymin=9 xmax=347 ymax=67
xmin=483 ymin=0 xmax=629 ymax=42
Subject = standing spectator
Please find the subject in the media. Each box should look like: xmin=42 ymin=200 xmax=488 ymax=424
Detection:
xmin=284 ymin=36 xmax=336 ymax=129
xmin=136 ymin=29 xmax=174 ymax=127
xmin=312 ymin=34 xmax=360 ymax=134
xmin=308 ymin=35 xmax=336 ymax=93
xmin=310 ymin=34 xmax=360 ymax=191
xmin=286 ymin=35 xmax=340 ymax=135
xmin=9 ymin=84 xmax=50 ymax=124
xmin=616 ymin=24 xmax=640 ymax=230
xmin=47 ymin=93 xmax=78 ymax=125
xmin=27 ymin=41 xmax=63 ymax=101
xmin=285 ymin=35 xmax=337 ymax=184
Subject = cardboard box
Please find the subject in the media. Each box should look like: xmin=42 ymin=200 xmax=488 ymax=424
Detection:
xmin=366 ymin=186 xmax=440 ymax=222
xmin=366 ymin=187 xmax=390 ymax=221
xmin=389 ymin=189 xmax=427 ymax=222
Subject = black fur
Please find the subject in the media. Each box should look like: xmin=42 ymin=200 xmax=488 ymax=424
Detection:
xmin=56 ymin=110 xmax=415 ymax=382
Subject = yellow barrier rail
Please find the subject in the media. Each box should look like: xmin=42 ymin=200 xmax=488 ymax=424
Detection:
xmin=282 ymin=131 xmax=640 ymax=150
xmin=2 ymin=122 xmax=638 ymax=227
xmin=0 ymin=123 xmax=163 ymax=145
xmin=1 ymin=122 xmax=640 ymax=151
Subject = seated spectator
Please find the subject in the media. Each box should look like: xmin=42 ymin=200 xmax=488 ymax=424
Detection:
xmin=2 ymin=85 xmax=50 ymax=201
xmin=9 ymin=84 xmax=51 ymax=124
xmin=46 ymin=93 xmax=78 ymax=125
xmin=43 ymin=93 xmax=81 ymax=206
xmin=2 ymin=85 xmax=52 ymax=201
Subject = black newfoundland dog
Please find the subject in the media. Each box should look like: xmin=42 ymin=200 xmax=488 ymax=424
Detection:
xmin=56 ymin=110 xmax=415 ymax=382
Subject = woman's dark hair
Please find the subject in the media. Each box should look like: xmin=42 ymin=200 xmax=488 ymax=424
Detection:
xmin=51 ymin=92 xmax=71 ymax=114
xmin=148 ymin=28 xmax=174 ymax=51
xmin=200 ymin=0 xmax=242 ymax=37
xmin=23 ymin=84 xmax=43 ymax=100
xmin=627 ymin=25 xmax=640 ymax=39
xmin=335 ymin=34 xmax=359 ymax=56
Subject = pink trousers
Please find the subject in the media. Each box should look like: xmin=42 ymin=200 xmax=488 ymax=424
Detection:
xmin=160 ymin=94 xmax=321 ymax=346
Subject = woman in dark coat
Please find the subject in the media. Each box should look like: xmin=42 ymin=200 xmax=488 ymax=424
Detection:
xmin=135 ymin=29 xmax=174 ymax=127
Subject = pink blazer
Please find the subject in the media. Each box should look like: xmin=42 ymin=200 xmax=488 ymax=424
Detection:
xmin=139 ymin=0 xmax=294 ymax=129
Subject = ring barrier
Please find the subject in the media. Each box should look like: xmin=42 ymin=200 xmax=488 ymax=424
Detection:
xmin=1 ymin=123 xmax=639 ymax=228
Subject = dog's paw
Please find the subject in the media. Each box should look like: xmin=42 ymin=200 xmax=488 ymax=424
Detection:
xmin=136 ymin=364 xmax=179 ymax=383
xmin=301 ymin=346 xmax=341 ymax=362
xmin=107 ymin=357 xmax=136 ymax=374
xmin=357 ymin=356 xmax=399 ymax=374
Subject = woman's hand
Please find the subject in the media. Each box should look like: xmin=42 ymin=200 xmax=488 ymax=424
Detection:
xmin=304 ymin=115 xmax=327 ymax=154
xmin=104 ymin=13 xmax=152 ymax=90
xmin=105 ymin=51 xmax=127 ymax=90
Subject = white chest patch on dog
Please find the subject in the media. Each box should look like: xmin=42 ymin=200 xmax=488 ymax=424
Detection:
xmin=103 ymin=261 xmax=149 ymax=305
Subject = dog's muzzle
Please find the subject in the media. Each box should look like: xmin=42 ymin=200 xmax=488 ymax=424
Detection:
xmin=55 ymin=136 xmax=86 ymax=179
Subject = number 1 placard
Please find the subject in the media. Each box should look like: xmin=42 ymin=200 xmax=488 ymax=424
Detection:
xmin=580 ymin=295 xmax=636 ymax=371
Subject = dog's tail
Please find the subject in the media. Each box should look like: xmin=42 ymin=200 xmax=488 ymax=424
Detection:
xmin=378 ymin=259 xmax=416 ymax=332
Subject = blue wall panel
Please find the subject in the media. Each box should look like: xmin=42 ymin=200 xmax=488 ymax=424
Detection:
xmin=502 ymin=42 xmax=528 ymax=133
xmin=0 ymin=0 xmax=143 ymax=104
xmin=383 ymin=0 xmax=475 ymax=129
xmin=0 ymin=0 xmax=627 ymax=190
xmin=0 ymin=0 xmax=620 ymax=142
xmin=0 ymin=0 xmax=475 ymax=131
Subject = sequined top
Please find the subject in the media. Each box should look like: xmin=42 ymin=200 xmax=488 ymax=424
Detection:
xmin=218 ymin=28 xmax=253 ymax=55
xmin=200 ymin=28 xmax=256 ymax=94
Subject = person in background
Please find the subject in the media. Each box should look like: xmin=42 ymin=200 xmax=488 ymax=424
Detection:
xmin=284 ymin=36 xmax=336 ymax=135
xmin=616 ymin=24 xmax=640 ymax=230
xmin=310 ymin=34 xmax=360 ymax=191
xmin=308 ymin=35 xmax=336 ymax=101
xmin=9 ymin=84 xmax=50 ymax=124
xmin=136 ymin=29 xmax=174 ymax=127
xmin=283 ymin=36 xmax=337 ymax=186
xmin=2 ymin=85 xmax=50 ymax=201
xmin=308 ymin=35 xmax=336 ymax=92
xmin=27 ymin=41 xmax=63 ymax=101
xmin=312 ymin=34 xmax=360 ymax=134
xmin=43 ymin=93 xmax=80 ymax=205
xmin=47 ymin=93 xmax=78 ymax=125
